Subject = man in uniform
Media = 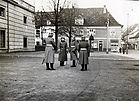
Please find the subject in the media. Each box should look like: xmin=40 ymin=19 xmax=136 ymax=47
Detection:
xmin=43 ymin=33 xmax=56 ymax=70
xmin=58 ymin=37 xmax=68 ymax=66
xmin=78 ymin=36 xmax=90 ymax=71
xmin=70 ymin=36 xmax=77 ymax=67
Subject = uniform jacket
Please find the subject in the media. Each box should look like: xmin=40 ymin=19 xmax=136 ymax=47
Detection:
xmin=78 ymin=40 xmax=90 ymax=64
xmin=44 ymin=37 xmax=55 ymax=63
xmin=58 ymin=41 xmax=68 ymax=61
xmin=70 ymin=40 xmax=78 ymax=60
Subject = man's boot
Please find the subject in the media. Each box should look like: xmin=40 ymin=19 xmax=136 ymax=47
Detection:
xmin=50 ymin=63 xmax=55 ymax=70
xmin=81 ymin=64 xmax=84 ymax=71
xmin=60 ymin=61 xmax=64 ymax=66
xmin=85 ymin=64 xmax=87 ymax=71
xmin=71 ymin=60 xmax=76 ymax=67
xmin=46 ymin=63 xmax=51 ymax=70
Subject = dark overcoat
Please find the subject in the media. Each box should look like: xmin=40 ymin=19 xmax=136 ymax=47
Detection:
xmin=70 ymin=40 xmax=77 ymax=60
xmin=78 ymin=40 xmax=90 ymax=64
xmin=44 ymin=37 xmax=55 ymax=63
xmin=58 ymin=41 xmax=68 ymax=61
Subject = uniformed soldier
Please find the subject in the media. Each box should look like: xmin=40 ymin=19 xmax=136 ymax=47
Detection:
xmin=44 ymin=33 xmax=56 ymax=70
xmin=70 ymin=37 xmax=77 ymax=67
xmin=78 ymin=36 xmax=90 ymax=71
xmin=58 ymin=37 xmax=68 ymax=66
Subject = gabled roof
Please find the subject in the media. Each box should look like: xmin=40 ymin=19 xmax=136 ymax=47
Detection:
xmin=35 ymin=7 xmax=123 ymax=27
xmin=73 ymin=8 xmax=122 ymax=27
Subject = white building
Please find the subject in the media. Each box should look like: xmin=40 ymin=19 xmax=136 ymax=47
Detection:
xmin=35 ymin=7 xmax=122 ymax=52
xmin=35 ymin=26 xmax=55 ymax=45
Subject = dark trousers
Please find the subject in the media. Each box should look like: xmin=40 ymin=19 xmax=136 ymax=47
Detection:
xmin=81 ymin=64 xmax=87 ymax=71
xmin=123 ymin=49 xmax=125 ymax=54
xmin=46 ymin=63 xmax=55 ymax=70
xmin=60 ymin=61 xmax=64 ymax=66
xmin=71 ymin=60 xmax=76 ymax=67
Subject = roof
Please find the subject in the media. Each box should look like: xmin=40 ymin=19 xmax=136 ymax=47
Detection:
xmin=72 ymin=8 xmax=122 ymax=26
xmin=130 ymin=32 xmax=139 ymax=39
xmin=35 ymin=7 xmax=123 ymax=28
xmin=124 ymin=23 xmax=139 ymax=39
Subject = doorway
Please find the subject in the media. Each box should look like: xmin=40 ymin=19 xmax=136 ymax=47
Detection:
xmin=23 ymin=37 xmax=27 ymax=48
xmin=98 ymin=41 xmax=103 ymax=51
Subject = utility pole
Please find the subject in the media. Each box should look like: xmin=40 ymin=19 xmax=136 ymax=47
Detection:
xmin=103 ymin=5 xmax=109 ymax=54
xmin=126 ymin=13 xmax=129 ymax=54
xmin=106 ymin=12 xmax=109 ymax=54
xmin=126 ymin=8 xmax=133 ymax=54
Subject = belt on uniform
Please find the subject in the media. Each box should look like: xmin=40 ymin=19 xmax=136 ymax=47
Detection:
xmin=80 ymin=48 xmax=87 ymax=51
xmin=46 ymin=44 xmax=52 ymax=47
xmin=71 ymin=46 xmax=75 ymax=48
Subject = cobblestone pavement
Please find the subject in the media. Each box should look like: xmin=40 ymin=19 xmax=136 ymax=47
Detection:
xmin=0 ymin=52 xmax=139 ymax=101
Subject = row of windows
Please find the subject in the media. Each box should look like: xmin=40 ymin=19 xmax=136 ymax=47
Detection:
xmin=80 ymin=29 xmax=96 ymax=34
xmin=0 ymin=30 xmax=28 ymax=48
xmin=0 ymin=6 xmax=27 ymax=24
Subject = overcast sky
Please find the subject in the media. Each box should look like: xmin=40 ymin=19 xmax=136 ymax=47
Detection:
xmin=25 ymin=0 xmax=139 ymax=29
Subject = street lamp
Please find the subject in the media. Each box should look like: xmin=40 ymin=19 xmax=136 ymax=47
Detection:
xmin=89 ymin=34 xmax=94 ymax=51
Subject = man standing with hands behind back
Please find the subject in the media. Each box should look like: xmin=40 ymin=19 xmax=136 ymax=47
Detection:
xmin=78 ymin=36 xmax=90 ymax=71
xmin=43 ymin=33 xmax=56 ymax=70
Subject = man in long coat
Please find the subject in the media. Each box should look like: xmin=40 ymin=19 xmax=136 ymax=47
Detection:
xmin=44 ymin=33 xmax=56 ymax=70
xmin=58 ymin=37 xmax=68 ymax=66
xmin=78 ymin=36 xmax=90 ymax=71
xmin=70 ymin=37 xmax=77 ymax=67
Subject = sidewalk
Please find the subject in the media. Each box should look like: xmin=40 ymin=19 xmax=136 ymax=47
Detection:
xmin=0 ymin=50 xmax=139 ymax=60
xmin=0 ymin=51 xmax=45 ymax=58
xmin=111 ymin=49 xmax=139 ymax=60
xmin=0 ymin=51 xmax=70 ymax=59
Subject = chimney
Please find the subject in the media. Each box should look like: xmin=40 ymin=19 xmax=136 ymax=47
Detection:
xmin=103 ymin=5 xmax=107 ymax=14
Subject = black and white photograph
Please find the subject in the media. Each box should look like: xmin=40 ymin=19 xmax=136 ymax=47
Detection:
xmin=0 ymin=0 xmax=139 ymax=100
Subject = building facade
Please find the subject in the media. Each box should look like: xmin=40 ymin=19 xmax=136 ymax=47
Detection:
xmin=0 ymin=0 xmax=35 ymax=52
xmin=35 ymin=7 xmax=123 ymax=52
xmin=122 ymin=23 xmax=139 ymax=50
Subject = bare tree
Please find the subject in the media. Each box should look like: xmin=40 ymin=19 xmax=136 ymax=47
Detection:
xmin=35 ymin=0 xmax=79 ymax=48
xmin=47 ymin=0 xmax=70 ymax=49
xmin=57 ymin=6 xmax=76 ymax=47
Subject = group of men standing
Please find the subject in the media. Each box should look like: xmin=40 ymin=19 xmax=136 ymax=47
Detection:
xmin=43 ymin=33 xmax=90 ymax=71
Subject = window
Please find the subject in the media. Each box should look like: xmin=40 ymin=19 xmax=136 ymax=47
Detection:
xmin=23 ymin=16 xmax=27 ymax=24
xmin=0 ymin=30 xmax=5 ymax=48
xmin=0 ymin=7 xmax=5 ymax=17
xmin=23 ymin=37 xmax=27 ymax=48
xmin=75 ymin=15 xmax=84 ymax=25
xmin=36 ymin=29 xmax=40 ymax=37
